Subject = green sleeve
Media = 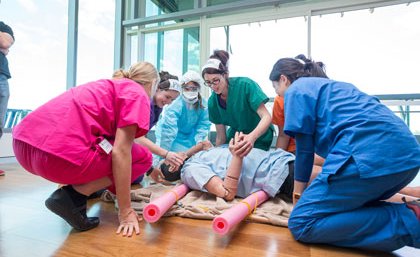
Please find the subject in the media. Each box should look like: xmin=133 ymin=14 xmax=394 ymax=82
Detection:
xmin=244 ymin=78 xmax=269 ymax=111
xmin=208 ymin=93 xmax=223 ymax=124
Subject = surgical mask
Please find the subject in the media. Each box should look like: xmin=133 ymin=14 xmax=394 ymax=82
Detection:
xmin=182 ymin=91 xmax=199 ymax=104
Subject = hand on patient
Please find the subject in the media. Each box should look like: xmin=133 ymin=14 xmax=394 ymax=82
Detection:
xmin=229 ymin=132 xmax=247 ymax=158
xmin=149 ymin=167 xmax=166 ymax=184
xmin=165 ymin=151 xmax=186 ymax=172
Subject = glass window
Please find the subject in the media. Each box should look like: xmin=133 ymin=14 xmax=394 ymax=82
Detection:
xmin=130 ymin=34 xmax=139 ymax=65
xmin=77 ymin=0 xmax=115 ymax=85
xmin=207 ymin=0 xmax=244 ymax=6
xmin=311 ymin=2 xmax=420 ymax=96
xmin=146 ymin=0 xmax=195 ymax=16
xmin=142 ymin=27 xmax=200 ymax=77
xmin=312 ymin=2 xmax=420 ymax=135
xmin=0 ymin=0 xmax=68 ymax=110
xmin=209 ymin=17 xmax=307 ymax=98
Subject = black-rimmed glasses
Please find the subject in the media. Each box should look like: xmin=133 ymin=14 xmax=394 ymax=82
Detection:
xmin=204 ymin=78 xmax=221 ymax=87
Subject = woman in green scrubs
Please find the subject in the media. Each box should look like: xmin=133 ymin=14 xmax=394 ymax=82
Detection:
xmin=201 ymin=50 xmax=273 ymax=157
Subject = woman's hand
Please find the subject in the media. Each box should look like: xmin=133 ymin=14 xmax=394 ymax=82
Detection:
xmin=116 ymin=208 xmax=141 ymax=237
xmin=229 ymin=132 xmax=255 ymax=158
xmin=149 ymin=167 xmax=165 ymax=183
xmin=168 ymin=152 xmax=188 ymax=172
xmin=292 ymin=181 xmax=307 ymax=206
xmin=200 ymin=140 xmax=213 ymax=151
xmin=165 ymin=151 xmax=185 ymax=169
xmin=236 ymin=133 xmax=256 ymax=158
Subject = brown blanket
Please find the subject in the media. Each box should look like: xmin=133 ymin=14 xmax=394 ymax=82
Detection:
xmin=101 ymin=183 xmax=293 ymax=227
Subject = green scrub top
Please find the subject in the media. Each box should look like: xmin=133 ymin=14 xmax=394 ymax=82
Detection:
xmin=208 ymin=77 xmax=274 ymax=150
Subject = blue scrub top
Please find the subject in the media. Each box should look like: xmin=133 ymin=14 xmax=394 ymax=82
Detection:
xmin=154 ymin=96 xmax=211 ymax=152
xmin=284 ymin=77 xmax=420 ymax=178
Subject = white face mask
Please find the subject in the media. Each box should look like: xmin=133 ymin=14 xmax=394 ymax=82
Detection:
xmin=182 ymin=91 xmax=199 ymax=104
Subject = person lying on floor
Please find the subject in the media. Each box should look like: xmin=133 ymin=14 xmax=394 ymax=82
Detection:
xmin=148 ymin=132 xmax=320 ymax=201
xmin=148 ymin=133 xmax=419 ymax=204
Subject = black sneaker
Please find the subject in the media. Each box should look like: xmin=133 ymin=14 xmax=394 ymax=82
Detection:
xmin=45 ymin=188 xmax=100 ymax=231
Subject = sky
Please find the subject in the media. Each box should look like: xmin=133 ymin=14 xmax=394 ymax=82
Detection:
xmin=0 ymin=0 xmax=115 ymax=110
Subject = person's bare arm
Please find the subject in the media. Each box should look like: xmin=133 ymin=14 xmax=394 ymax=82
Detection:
xmin=275 ymin=124 xmax=290 ymax=151
xmin=135 ymin=136 xmax=184 ymax=168
xmin=236 ymin=104 xmax=272 ymax=157
xmin=215 ymin=124 xmax=227 ymax=146
xmin=222 ymin=132 xmax=245 ymax=200
xmin=203 ymin=133 xmax=244 ymax=201
xmin=184 ymin=140 xmax=213 ymax=158
xmin=113 ymin=125 xmax=140 ymax=237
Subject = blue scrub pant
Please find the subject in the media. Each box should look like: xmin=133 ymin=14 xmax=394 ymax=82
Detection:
xmin=288 ymin=158 xmax=420 ymax=251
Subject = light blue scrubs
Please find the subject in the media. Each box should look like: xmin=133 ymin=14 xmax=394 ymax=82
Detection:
xmin=180 ymin=145 xmax=295 ymax=198
xmin=154 ymin=97 xmax=211 ymax=162
xmin=284 ymin=77 xmax=420 ymax=251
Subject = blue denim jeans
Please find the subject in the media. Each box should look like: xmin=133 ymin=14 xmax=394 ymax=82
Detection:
xmin=0 ymin=75 xmax=10 ymax=138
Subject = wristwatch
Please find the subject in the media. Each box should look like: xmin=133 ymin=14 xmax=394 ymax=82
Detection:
xmin=146 ymin=166 xmax=154 ymax=176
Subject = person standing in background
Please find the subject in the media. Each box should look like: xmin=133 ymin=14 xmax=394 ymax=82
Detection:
xmin=0 ymin=21 xmax=15 ymax=176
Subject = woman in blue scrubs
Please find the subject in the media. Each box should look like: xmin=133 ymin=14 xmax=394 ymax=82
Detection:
xmin=269 ymin=55 xmax=420 ymax=251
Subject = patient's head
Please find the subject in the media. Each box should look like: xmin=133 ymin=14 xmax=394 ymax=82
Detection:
xmin=160 ymin=162 xmax=182 ymax=182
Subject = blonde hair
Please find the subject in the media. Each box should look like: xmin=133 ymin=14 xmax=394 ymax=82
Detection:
xmin=112 ymin=62 xmax=159 ymax=97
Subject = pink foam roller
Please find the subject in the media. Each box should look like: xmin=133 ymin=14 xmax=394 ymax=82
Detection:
xmin=212 ymin=190 xmax=269 ymax=235
xmin=143 ymin=184 xmax=190 ymax=223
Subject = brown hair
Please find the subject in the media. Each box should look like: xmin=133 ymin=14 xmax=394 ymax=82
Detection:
xmin=158 ymin=71 xmax=178 ymax=90
xmin=201 ymin=49 xmax=230 ymax=78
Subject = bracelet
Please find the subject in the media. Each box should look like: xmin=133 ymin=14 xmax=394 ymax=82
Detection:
xmin=164 ymin=150 xmax=169 ymax=159
xmin=293 ymin=192 xmax=301 ymax=200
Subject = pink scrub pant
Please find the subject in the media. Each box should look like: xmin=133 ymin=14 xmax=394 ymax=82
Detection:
xmin=13 ymin=139 xmax=152 ymax=193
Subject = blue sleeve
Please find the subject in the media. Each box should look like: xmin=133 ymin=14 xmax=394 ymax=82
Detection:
xmin=194 ymin=106 xmax=211 ymax=143
xmin=157 ymin=103 xmax=181 ymax=151
xmin=294 ymin=133 xmax=314 ymax=183
xmin=284 ymin=80 xmax=317 ymax=137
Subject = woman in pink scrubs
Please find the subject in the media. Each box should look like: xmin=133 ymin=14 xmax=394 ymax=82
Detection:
xmin=12 ymin=61 xmax=159 ymax=236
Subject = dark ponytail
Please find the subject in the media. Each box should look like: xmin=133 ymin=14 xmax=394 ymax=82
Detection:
xmin=202 ymin=49 xmax=230 ymax=77
xmin=269 ymin=54 xmax=328 ymax=84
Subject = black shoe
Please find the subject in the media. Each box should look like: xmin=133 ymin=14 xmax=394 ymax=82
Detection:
xmin=45 ymin=188 xmax=100 ymax=231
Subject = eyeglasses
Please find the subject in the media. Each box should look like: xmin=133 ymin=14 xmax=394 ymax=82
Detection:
xmin=182 ymin=85 xmax=199 ymax=92
xmin=204 ymin=78 xmax=221 ymax=88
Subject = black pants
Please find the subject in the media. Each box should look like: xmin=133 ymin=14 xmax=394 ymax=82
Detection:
xmin=278 ymin=161 xmax=294 ymax=199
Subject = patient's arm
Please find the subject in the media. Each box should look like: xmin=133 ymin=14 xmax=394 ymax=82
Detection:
xmin=204 ymin=132 xmax=244 ymax=201
xmin=184 ymin=140 xmax=213 ymax=158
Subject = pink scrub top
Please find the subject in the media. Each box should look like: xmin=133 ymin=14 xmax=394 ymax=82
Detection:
xmin=13 ymin=78 xmax=151 ymax=166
